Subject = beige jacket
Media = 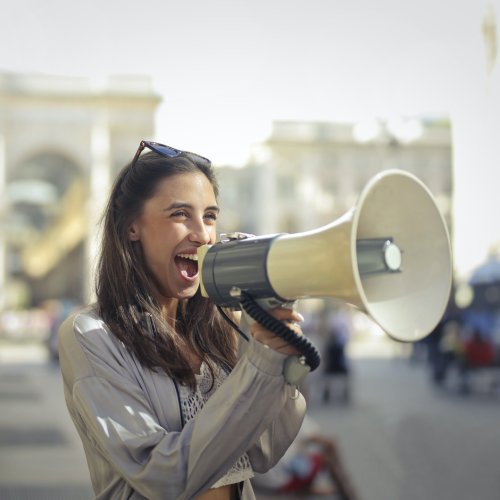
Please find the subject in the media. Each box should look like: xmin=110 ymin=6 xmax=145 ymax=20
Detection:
xmin=58 ymin=306 xmax=306 ymax=499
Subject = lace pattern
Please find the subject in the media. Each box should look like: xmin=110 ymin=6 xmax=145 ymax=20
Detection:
xmin=178 ymin=362 xmax=254 ymax=488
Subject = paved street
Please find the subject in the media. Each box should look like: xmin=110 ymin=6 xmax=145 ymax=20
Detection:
xmin=0 ymin=347 xmax=93 ymax=499
xmin=309 ymin=357 xmax=500 ymax=500
xmin=2 ymin=340 xmax=500 ymax=500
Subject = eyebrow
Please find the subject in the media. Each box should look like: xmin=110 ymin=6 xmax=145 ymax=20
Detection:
xmin=165 ymin=202 xmax=220 ymax=213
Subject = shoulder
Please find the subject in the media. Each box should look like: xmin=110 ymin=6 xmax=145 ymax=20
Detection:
xmin=58 ymin=305 xmax=136 ymax=386
xmin=58 ymin=304 xmax=123 ymax=365
xmin=59 ymin=304 xmax=107 ymax=343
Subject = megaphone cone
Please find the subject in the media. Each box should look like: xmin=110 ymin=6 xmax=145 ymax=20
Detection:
xmin=199 ymin=170 xmax=452 ymax=343
xmin=266 ymin=170 xmax=452 ymax=342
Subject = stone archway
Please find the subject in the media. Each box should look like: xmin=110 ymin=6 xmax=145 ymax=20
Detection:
xmin=5 ymin=152 xmax=86 ymax=306
xmin=0 ymin=71 xmax=161 ymax=310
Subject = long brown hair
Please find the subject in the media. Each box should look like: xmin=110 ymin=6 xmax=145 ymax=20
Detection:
xmin=96 ymin=150 xmax=238 ymax=388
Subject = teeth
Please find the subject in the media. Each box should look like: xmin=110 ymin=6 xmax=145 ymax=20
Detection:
xmin=177 ymin=253 xmax=198 ymax=261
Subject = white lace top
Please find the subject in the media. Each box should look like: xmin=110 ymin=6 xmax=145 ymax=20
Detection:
xmin=178 ymin=361 xmax=254 ymax=489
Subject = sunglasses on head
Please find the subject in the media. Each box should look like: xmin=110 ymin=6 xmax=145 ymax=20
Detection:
xmin=131 ymin=140 xmax=211 ymax=168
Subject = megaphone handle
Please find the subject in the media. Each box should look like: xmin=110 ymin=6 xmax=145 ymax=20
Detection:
xmin=240 ymin=293 xmax=321 ymax=372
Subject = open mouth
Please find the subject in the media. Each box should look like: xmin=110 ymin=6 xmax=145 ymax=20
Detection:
xmin=175 ymin=253 xmax=199 ymax=279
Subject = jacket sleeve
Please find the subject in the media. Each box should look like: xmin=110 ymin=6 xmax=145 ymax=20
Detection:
xmin=245 ymin=388 xmax=306 ymax=473
xmin=59 ymin=311 xmax=306 ymax=500
xmin=184 ymin=337 xmax=307 ymax=498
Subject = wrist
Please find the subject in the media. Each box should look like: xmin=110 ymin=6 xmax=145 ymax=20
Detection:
xmin=283 ymin=355 xmax=311 ymax=385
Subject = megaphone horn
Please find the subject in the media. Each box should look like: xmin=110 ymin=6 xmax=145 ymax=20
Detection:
xmin=198 ymin=170 xmax=453 ymax=344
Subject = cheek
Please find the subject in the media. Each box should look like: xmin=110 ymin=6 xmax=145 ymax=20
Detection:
xmin=141 ymin=230 xmax=172 ymax=265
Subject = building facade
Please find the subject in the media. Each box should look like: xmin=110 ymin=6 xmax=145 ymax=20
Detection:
xmin=217 ymin=118 xmax=452 ymax=238
xmin=0 ymin=72 xmax=161 ymax=309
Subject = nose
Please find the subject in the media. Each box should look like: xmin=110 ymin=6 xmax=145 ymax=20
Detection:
xmin=188 ymin=218 xmax=213 ymax=245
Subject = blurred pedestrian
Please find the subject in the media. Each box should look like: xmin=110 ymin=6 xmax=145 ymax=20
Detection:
xmin=431 ymin=318 xmax=463 ymax=385
xmin=58 ymin=140 xmax=308 ymax=499
xmin=42 ymin=298 xmax=80 ymax=363
xmin=322 ymin=306 xmax=352 ymax=403
xmin=459 ymin=328 xmax=496 ymax=393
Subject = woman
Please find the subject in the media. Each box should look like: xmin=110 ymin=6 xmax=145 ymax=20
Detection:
xmin=58 ymin=141 xmax=307 ymax=500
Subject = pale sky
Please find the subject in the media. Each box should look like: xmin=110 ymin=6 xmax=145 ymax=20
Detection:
xmin=0 ymin=0 xmax=480 ymax=163
xmin=1 ymin=0 xmax=498 ymax=277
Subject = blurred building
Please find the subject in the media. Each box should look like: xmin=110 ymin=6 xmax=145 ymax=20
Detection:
xmin=217 ymin=118 xmax=452 ymax=237
xmin=0 ymin=72 xmax=161 ymax=309
xmin=451 ymin=1 xmax=500 ymax=280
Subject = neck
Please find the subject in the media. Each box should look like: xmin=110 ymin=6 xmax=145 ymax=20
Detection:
xmin=159 ymin=298 xmax=179 ymax=328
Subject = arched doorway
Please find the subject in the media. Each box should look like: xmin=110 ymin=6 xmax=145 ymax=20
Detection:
xmin=5 ymin=152 xmax=86 ymax=307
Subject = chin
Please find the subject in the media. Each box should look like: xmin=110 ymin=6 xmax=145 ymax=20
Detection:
xmin=157 ymin=283 xmax=198 ymax=302
xmin=177 ymin=284 xmax=199 ymax=300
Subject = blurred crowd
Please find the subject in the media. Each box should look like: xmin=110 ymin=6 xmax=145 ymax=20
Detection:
xmin=0 ymin=297 xmax=81 ymax=362
xmin=419 ymin=308 xmax=500 ymax=395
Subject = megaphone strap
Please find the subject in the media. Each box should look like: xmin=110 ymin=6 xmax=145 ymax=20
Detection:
xmin=216 ymin=305 xmax=250 ymax=342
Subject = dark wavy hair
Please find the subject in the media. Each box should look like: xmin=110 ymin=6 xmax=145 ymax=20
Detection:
xmin=95 ymin=150 xmax=238 ymax=388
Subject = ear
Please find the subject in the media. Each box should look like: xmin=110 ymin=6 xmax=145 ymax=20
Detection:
xmin=128 ymin=222 xmax=140 ymax=241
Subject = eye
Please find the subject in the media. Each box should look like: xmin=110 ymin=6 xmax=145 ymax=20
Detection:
xmin=204 ymin=212 xmax=218 ymax=223
xmin=171 ymin=210 xmax=189 ymax=218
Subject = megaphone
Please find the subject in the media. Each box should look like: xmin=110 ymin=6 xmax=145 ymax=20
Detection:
xmin=198 ymin=169 xmax=452 ymax=346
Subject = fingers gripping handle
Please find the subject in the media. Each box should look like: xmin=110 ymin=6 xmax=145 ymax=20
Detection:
xmin=240 ymin=294 xmax=321 ymax=375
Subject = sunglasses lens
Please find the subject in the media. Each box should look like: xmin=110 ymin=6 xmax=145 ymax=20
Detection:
xmin=148 ymin=143 xmax=182 ymax=158
xmin=185 ymin=152 xmax=211 ymax=166
xmin=137 ymin=141 xmax=211 ymax=166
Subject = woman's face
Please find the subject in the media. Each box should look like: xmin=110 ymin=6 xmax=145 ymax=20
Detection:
xmin=129 ymin=172 xmax=218 ymax=302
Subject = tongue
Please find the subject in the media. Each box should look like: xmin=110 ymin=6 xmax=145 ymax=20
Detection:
xmin=175 ymin=257 xmax=198 ymax=278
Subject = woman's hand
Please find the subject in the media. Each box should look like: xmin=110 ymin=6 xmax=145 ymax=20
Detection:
xmin=250 ymin=307 xmax=305 ymax=356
